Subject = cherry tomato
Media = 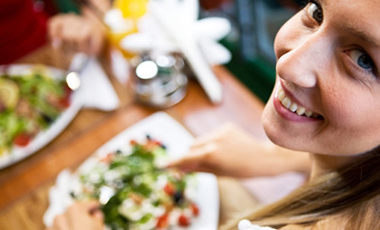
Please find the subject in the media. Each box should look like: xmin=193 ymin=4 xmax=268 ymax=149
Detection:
xmin=178 ymin=214 xmax=190 ymax=227
xmin=156 ymin=214 xmax=169 ymax=229
xmin=14 ymin=133 xmax=31 ymax=146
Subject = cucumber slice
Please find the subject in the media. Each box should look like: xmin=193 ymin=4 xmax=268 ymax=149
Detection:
xmin=0 ymin=78 xmax=20 ymax=109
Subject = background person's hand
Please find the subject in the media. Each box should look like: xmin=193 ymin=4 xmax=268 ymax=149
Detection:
xmin=168 ymin=123 xmax=310 ymax=178
xmin=48 ymin=12 xmax=105 ymax=56
xmin=47 ymin=200 xmax=104 ymax=230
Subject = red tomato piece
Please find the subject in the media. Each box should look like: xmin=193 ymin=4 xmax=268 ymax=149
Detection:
xmin=191 ymin=203 xmax=200 ymax=216
xmin=58 ymin=97 xmax=70 ymax=108
xmin=178 ymin=214 xmax=190 ymax=227
xmin=100 ymin=153 xmax=115 ymax=163
xmin=153 ymin=140 xmax=162 ymax=145
xmin=164 ymin=183 xmax=175 ymax=196
xmin=14 ymin=133 xmax=31 ymax=146
xmin=156 ymin=214 xmax=169 ymax=229
xmin=58 ymin=85 xmax=72 ymax=108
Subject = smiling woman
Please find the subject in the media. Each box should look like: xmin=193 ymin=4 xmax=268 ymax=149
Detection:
xmin=235 ymin=0 xmax=380 ymax=229
xmin=264 ymin=0 xmax=380 ymax=157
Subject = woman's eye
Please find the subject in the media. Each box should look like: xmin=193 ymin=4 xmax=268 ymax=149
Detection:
xmin=348 ymin=50 xmax=375 ymax=72
xmin=307 ymin=2 xmax=323 ymax=24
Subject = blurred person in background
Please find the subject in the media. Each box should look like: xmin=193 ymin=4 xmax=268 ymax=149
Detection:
xmin=0 ymin=0 xmax=108 ymax=64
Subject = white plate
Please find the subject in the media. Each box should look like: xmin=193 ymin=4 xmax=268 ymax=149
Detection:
xmin=43 ymin=112 xmax=219 ymax=230
xmin=0 ymin=64 xmax=83 ymax=169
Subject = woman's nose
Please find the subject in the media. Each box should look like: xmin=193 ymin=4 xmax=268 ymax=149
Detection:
xmin=275 ymin=30 xmax=331 ymax=89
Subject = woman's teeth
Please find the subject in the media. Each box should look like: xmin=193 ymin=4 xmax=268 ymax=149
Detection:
xmin=277 ymin=88 xmax=319 ymax=118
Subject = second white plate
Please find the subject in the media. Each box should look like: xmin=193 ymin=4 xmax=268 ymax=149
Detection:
xmin=0 ymin=64 xmax=83 ymax=169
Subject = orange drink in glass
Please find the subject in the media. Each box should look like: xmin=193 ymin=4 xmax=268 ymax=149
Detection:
xmin=105 ymin=0 xmax=148 ymax=59
xmin=114 ymin=0 xmax=148 ymax=19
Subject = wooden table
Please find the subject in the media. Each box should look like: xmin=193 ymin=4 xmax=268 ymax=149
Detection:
xmin=0 ymin=45 xmax=267 ymax=230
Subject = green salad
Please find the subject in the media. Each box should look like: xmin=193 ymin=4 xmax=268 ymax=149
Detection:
xmin=72 ymin=136 xmax=200 ymax=230
xmin=0 ymin=71 xmax=71 ymax=156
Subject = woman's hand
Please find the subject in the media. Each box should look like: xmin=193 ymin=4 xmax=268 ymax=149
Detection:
xmin=168 ymin=123 xmax=311 ymax=178
xmin=48 ymin=12 xmax=105 ymax=56
xmin=47 ymin=201 xmax=104 ymax=230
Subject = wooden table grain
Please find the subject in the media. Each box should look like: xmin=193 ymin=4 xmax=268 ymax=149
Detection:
xmin=0 ymin=45 xmax=267 ymax=230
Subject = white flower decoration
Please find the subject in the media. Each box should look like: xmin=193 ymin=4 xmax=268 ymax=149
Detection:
xmin=118 ymin=0 xmax=232 ymax=65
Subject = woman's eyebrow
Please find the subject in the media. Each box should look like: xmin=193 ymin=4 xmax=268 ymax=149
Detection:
xmin=341 ymin=24 xmax=380 ymax=47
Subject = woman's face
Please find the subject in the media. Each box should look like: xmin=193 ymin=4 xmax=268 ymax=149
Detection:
xmin=262 ymin=0 xmax=380 ymax=155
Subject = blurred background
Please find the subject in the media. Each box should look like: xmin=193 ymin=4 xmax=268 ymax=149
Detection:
xmin=198 ymin=0 xmax=303 ymax=102
xmin=37 ymin=0 xmax=303 ymax=102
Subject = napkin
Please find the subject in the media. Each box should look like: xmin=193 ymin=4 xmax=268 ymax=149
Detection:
xmin=110 ymin=49 xmax=131 ymax=85
xmin=78 ymin=57 xmax=120 ymax=111
xmin=43 ymin=169 xmax=76 ymax=227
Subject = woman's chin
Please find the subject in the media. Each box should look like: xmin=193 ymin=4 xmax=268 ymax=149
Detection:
xmin=262 ymin=103 xmax=299 ymax=151
xmin=262 ymin=106 xmax=283 ymax=145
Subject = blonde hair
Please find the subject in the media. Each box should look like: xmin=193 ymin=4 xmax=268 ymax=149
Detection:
xmin=225 ymin=148 xmax=380 ymax=229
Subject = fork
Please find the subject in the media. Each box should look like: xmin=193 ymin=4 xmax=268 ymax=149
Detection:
xmin=65 ymin=52 xmax=88 ymax=91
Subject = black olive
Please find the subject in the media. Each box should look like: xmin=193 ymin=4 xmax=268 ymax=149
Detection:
xmin=173 ymin=191 xmax=183 ymax=204
xmin=41 ymin=113 xmax=54 ymax=124
xmin=70 ymin=191 xmax=76 ymax=198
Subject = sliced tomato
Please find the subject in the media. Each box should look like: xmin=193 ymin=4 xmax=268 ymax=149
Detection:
xmin=191 ymin=203 xmax=200 ymax=216
xmin=178 ymin=214 xmax=190 ymax=227
xmin=164 ymin=183 xmax=175 ymax=196
xmin=14 ymin=133 xmax=31 ymax=146
xmin=100 ymin=153 xmax=115 ymax=164
xmin=156 ymin=214 xmax=169 ymax=229
xmin=58 ymin=97 xmax=70 ymax=108
xmin=153 ymin=140 xmax=162 ymax=146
